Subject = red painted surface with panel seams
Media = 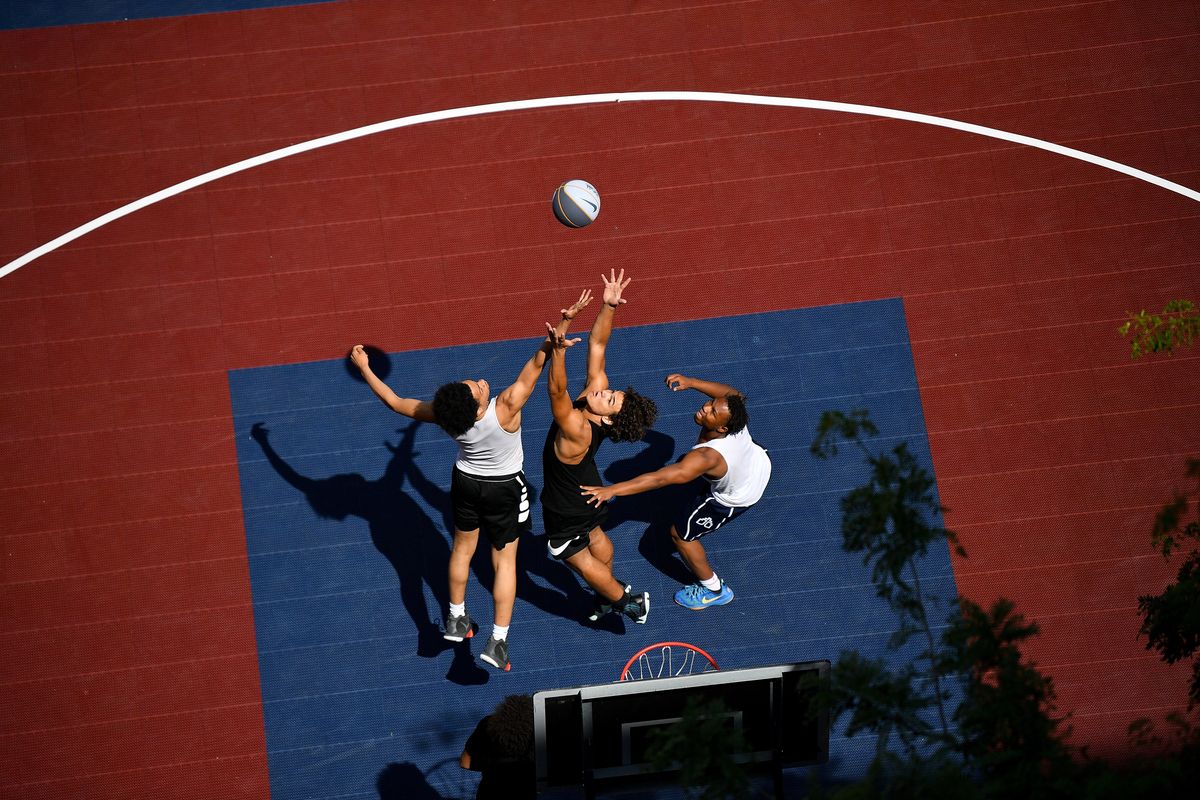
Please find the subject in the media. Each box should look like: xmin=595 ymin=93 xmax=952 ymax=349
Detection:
xmin=2 ymin=1 xmax=1198 ymax=796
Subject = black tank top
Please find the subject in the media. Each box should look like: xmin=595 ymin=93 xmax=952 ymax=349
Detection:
xmin=541 ymin=418 xmax=606 ymax=521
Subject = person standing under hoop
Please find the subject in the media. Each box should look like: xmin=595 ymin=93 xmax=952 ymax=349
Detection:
xmin=349 ymin=290 xmax=592 ymax=671
xmin=580 ymin=374 xmax=770 ymax=610
xmin=542 ymin=270 xmax=658 ymax=625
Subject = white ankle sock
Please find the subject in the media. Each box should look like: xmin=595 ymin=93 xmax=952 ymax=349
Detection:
xmin=449 ymin=602 xmax=466 ymax=618
xmin=492 ymin=625 xmax=509 ymax=641
xmin=700 ymin=574 xmax=722 ymax=592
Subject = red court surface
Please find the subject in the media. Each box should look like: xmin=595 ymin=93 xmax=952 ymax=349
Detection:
xmin=2 ymin=1 xmax=1199 ymax=797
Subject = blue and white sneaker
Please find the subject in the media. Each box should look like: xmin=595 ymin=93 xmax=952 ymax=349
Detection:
xmin=674 ymin=581 xmax=734 ymax=610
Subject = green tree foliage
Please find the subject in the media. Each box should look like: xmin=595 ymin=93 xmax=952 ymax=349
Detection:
xmin=644 ymin=411 xmax=1198 ymax=798
xmin=1118 ymin=299 xmax=1199 ymax=358
xmin=1137 ymin=458 xmax=1200 ymax=707
xmin=644 ymin=696 xmax=752 ymax=800
xmin=938 ymin=598 xmax=1074 ymax=799
xmin=1080 ymin=712 xmax=1200 ymax=799
xmin=811 ymin=410 xmax=1072 ymax=798
xmin=812 ymin=410 xmax=964 ymax=744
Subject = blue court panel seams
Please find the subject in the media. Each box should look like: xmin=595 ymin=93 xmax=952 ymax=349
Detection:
xmin=228 ymin=299 xmax=960 ymax=799
xmin=0 ymin=0 xmax=334 ymax=29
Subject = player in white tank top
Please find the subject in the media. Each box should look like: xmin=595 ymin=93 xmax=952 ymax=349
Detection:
xmin=347 ymin=290 xmax=593 ymax=671
xmin=580 ymin=373 xmax=771 ymax=610
xmin=455 ymin=397 xmax=523 ymax=477
xmin=693 ymin=427 xmax=771 ymax=508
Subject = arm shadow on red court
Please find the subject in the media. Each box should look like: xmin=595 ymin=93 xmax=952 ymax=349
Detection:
xmin=248 ymin=421 xmax=489 ymax=686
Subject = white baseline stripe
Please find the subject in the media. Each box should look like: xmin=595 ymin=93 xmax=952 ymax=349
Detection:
xmin=4 ymin=90 xmax=1198 ymax=281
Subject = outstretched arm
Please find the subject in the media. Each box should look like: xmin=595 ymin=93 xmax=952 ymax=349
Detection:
xmin=349 ymin=345 xmax=436 ymax=422
xmin=547 ymin=325 xmax=584 ymax=429
xmin=665 ymin=373 xmax=742 ymax=399
xmin=584 ymin=269 xmax=631 ymax=392
xmin=496 ymin=289 xmax=591 ymax=427
xmin=580 ymin=448 xmax=724 ymax=506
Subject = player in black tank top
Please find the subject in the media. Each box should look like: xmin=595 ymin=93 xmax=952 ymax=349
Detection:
xmin=541 ymin=418 xmax=609 ymax=538
xmin=541 ymin=270 xmax=658 ymax=624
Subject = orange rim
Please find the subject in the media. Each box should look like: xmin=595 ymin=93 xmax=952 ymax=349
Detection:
xmin=619 ymin=641 xmax=719 ymax=680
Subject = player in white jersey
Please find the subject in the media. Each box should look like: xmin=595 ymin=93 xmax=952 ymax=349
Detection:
xmin=349 ymin=290 xmax=591 ymax=670
xmin=580 ymin=374 xmax=771 ymax=610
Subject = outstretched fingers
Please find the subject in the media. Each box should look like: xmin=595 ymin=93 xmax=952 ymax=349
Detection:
xmin=545 ymin=322 xmax=582 ymax=348
xmin=600 ymin=268 xmax=631 ymax=306
xmin=561 ymin=288 xmax=593 ymax=319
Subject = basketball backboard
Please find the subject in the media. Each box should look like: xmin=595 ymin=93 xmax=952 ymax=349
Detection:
xmin=534 ymin=659 xmax=830 ymax=798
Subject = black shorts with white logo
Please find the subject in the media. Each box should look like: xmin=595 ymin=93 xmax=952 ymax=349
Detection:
xmin=673 ymin=489 xmax=749 ymax=542
xmin=542 ymin=506 xmax=609 ymax=561
xmin=451 ymin=467 xmax=531 ymax=548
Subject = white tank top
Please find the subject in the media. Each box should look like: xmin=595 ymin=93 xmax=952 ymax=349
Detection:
xmin=693 ymin=426 xmax=771 ymax=508
xmin=454 ymin=398 xmax=524 ymax=477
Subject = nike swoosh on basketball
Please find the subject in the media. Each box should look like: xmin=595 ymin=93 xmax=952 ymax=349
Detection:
xmin=581 ymin=198 xmax=597 ymax=212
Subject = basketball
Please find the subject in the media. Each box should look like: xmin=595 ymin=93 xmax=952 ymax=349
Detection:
xmin=552 ymin=179 xmax=601 ymax=228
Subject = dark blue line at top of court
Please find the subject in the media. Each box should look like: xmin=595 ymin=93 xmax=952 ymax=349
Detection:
xmin=0 ymin=0 xmax=334 ymax=30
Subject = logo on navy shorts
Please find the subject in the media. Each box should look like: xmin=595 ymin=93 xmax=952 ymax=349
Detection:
xmin=695 ymin=517 xmax=714 ymax=529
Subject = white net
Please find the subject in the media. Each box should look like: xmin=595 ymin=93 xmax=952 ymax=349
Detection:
xmin=620 ymin=642 xmax=719 ymax=681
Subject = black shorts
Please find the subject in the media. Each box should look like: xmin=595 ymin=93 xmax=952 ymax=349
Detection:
xmin=542 ymin=506 xmax=609 ymax=561
xmin=451 ymin=467 xmax=531 ymax=548
xmin=672 ymin=489 xmax=750 ymax=542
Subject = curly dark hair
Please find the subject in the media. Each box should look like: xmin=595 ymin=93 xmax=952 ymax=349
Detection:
xmin=723 ymin=392 xmax=749 ymax=435
xmin=605 ymin=386 xmax=658 ymax=443
xmin=432 ymin=382 xmax=477 ymax=438
xmin=485 ymin=694 xmax=534 ymax=759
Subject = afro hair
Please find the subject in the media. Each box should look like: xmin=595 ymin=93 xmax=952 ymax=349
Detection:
xmin=432 ymin=382 xmax=478 ymax=438
xmin=605 ymin=386 xmax=658 ymax=443
xmin=484 ymin=694 xmax=534 ymax=760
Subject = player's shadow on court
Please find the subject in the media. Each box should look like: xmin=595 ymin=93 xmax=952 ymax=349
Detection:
xmin=399 ymin=423 xmax=598 ymax=626
xmin=602 ymin=429 xmax=695 ymax=586
xmin=375 ymin=761 xmax=447 ymax=800
xmin=249 ymin=422 xmax=488 ymax=687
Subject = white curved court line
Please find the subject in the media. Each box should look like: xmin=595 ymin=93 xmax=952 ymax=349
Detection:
xmin=4 ymin=90 xmax=1198 ymax=281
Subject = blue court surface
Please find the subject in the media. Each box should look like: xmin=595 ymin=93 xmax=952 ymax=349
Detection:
xmin=0 ymin=0 xmax=334 ymax=28
xmin=229 ymin=299 xmax=959 ymax=798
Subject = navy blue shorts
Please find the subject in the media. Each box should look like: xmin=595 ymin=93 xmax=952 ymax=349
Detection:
xmin=672 ymin=489 xmax=749 ymax=542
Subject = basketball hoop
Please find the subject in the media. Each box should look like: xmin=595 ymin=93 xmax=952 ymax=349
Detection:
xmin=619 ymin=641 xmax=719 ymax=681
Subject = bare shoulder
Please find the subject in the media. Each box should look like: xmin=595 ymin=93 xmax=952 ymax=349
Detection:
xmin=554 ymin=409 xmax=593 ymax=460
xmin=688 ymin=441 xmax=727 ymax=478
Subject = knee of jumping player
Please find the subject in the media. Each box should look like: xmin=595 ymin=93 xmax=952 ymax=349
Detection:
xmin=453 ymin=528 xmax=480 ymax=553
xmin=587 ymin=527 xmax=611 ymax=552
